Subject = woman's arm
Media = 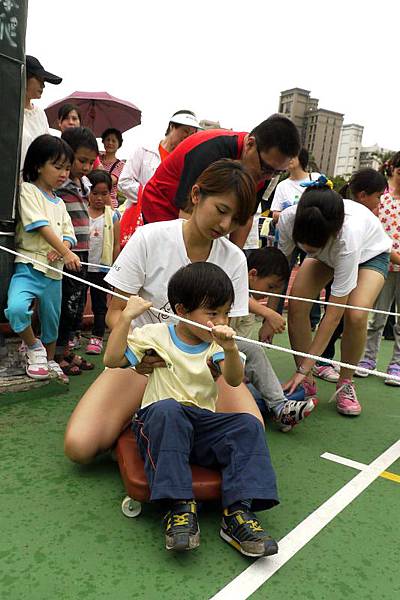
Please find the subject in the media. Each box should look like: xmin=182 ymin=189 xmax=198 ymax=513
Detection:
xmin=105 ymin=287 xmax=129 ymax=330
xmin=283 ymin=296 xmax=347 ymax=394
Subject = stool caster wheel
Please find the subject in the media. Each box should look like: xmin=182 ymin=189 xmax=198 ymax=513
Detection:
xmin=121 ymin=496 xmax=142 ymax=518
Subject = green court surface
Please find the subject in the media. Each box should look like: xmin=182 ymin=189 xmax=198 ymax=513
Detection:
xmin=1 ymin=334 xmax=399 ymax=600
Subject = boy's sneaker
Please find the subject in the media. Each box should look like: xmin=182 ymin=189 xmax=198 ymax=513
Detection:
xmin=275 ymin=397 xmax=318 ymax=433
xmin=385 ymin=364 xmax=400 ymax=387
xmin=354 ymin=358 xmax=375 ymax=378
xmin=86 ymin=337 xmax=103 ymax=355
xmin=26 ymin=342 xmax=49 ymax=380
xmin=220 ymin=509 xmax=278 ymax=558
xmin=48 ymin=360 xmax=69 ymax=384
xmin=332 ymin=379 xmax=361 ymax=416
xmin=312 ymin=364 xmax=339 ymax=383
xmin=164 ymin=501 xmax=200 ymax=552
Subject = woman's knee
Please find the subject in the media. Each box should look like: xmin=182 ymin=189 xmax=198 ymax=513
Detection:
xmin=344 ymin=309 xmax=368 ymax=332
xmin=64 ymin=429 xmax=97 ymax=464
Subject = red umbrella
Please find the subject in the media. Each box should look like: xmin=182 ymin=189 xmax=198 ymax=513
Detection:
xmin=45 ymin=91 xmax=141 ymax=136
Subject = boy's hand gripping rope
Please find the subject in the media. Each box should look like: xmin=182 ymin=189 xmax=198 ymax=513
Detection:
xmin=0 ymin=245 xmax=399 ymax=383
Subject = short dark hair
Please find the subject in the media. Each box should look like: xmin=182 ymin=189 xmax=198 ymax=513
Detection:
xmin=61 ymin=126 xmax=98 ymax=154
xmin=293 ymin=186 xmax=345 ymax=248
xmin=339 ymin=168 xmax=387 ymax=199
xmin=247 ymin=247 xmax=290 ymax=282
xmin=57 ymin=103 xmax=82 ymax=124
xmin=250 ymin=114 xmax=300 ymax=158
xmin=87 ymin=169 xmax=112 ymax=191
xmin=168 ymin=262 xmax=235 ymax=313
xmin=297 ymin=147 xmax=309 ymax=171
xmin=101 ymin=128 xmax=123 ymax=148
xmin=23 ymin=134 xmax=74 ymax=183
xmin=185 ymin=159 xmax=257 ymax=225
xmin=165 ymin=109 xmax=196 ymax=135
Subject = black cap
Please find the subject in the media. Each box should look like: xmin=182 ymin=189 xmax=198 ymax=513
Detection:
xmin=26 ymin=55 xmax=62 ymax=85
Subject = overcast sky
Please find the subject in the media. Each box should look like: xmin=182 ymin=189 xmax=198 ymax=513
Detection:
xmin=26 ymin=0 xmax=398 ymax=159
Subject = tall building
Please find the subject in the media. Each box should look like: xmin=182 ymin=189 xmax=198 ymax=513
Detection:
xmin=334 ymin=123 xmax=364 ymax=177
xmin=359 ymin=144 xmax=394 ymax=170
xmin=279 ymin=88 xmax=344 ymax=175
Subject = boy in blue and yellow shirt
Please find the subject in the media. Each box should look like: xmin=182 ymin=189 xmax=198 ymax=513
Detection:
xmin=105 ymin=262 xmax=279 ymax=557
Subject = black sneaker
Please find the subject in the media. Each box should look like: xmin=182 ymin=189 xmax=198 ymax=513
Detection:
xmin=163 ymin=501 xmax=200 ymax=552
xmin=220 ymin=509 xmax=278 ymax=557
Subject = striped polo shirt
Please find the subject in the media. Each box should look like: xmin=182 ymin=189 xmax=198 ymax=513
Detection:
xmin=56 ymin=179 xmax=90 ymax=252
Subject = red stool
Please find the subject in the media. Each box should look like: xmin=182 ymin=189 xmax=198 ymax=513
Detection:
xmin=116 ymin=428 xmax=221 ymax=517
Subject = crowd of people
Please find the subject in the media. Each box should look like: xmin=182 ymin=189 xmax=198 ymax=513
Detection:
xmin=5 ymin=54 xmax=399 ymax=558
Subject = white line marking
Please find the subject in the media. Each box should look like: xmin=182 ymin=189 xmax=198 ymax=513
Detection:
xmin=321 ymin=452 xmax=368 ymax=471
xmin=210 ymin=439 xmax=400 ymax=600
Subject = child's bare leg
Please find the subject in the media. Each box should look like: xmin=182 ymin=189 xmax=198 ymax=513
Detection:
xmin=44 ymin=341 xmax=56 ymax=361
xmin=64 ymin=367 xmax=147 ymax=463
xmin=340 ymin=269 xmax=385 ymax=381
xmin=18 ymin=325 xmax=37 ymax=347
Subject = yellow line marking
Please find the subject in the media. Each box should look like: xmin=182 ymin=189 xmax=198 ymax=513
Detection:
xmin=381 ymin=470 xmax=400 ymax=483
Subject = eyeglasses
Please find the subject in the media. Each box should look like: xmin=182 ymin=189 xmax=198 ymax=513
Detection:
xmin=256 ymin=144 xmax=286 ymax=176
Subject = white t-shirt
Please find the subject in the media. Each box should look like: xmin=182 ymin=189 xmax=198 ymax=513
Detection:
xmin=21 ymin=105 xmax=50 ymax=170
xmin=278 ymin=200 xmax=392 ymax=297
xmin=105 ymin=219 xmax=249 ymax=327
xmin=271 ymin=173 xmax=320 ymax=212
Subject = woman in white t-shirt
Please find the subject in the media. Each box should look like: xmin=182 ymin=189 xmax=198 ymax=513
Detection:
xmin=278 ymin=177 xmax=392 ymax=417
xmin=64 ymin=159 xmax=260 ymax=463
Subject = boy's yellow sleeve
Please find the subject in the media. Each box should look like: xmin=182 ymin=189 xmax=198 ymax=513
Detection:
xmin=19 ymin=183 xmax=49 ymax=232
xmin=125 ymin=326 xmax=155 ymax=367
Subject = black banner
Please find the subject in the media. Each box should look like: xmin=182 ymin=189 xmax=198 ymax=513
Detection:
xmin=0 ymin=0 xmax=28 ymax=221
xmin=0 ymin=0 xmax=28 ymax=320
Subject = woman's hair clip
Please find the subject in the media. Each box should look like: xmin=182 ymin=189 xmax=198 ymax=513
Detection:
xmin=300 ymin=174 xmax=333 ymax=190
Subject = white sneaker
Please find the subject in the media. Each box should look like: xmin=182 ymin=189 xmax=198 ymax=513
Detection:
xmin=48 ymin=360 xmax=69 ymax=384
xmin=26 ymin=341 xmax=49 ymax=380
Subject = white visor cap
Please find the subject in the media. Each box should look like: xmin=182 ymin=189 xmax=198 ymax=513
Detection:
xmin=169 ymin=112 xmax=203 ymax=129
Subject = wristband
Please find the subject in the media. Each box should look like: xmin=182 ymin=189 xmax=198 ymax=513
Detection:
xmin=296 ymin=365 xmax=310 ymax=376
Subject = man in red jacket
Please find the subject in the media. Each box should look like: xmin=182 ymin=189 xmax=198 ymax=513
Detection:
xmin=141 ymin=113 xmax=300 ymax=246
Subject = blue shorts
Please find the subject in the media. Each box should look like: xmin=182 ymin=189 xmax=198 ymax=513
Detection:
xmin=359 ymin=252 xmax=390 ymax=279
xmin=5 ymin=263 xmax=62 ymax=343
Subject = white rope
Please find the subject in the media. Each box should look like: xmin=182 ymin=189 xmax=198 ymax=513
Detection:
xmin=1 ymin=245 xmax=399 ymax=383
xmin=249 ymin=289 xmax=400 ymax=318
xmin=80 ymin=262 xmax=400 ymax=318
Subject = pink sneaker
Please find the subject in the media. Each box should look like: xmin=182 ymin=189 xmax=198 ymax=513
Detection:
xmin=332 ymin=379 xmax=361 ymax=416
xmin=312 ymin=364 xmax=339 ymax=383
xmin=86 ymin=337 xmax=103 ymax=355
xmin=26 ymin=341 xmax=49 ymax=380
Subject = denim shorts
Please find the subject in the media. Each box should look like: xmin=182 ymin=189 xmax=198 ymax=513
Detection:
xmin=359 ymin=251 xmax=390 ymax=279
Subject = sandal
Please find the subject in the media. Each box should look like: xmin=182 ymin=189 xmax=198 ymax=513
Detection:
xmin=55 ymin=357 xmax=81 ymax=376
xmin=64 ymin=352 xmax=95 ymax=371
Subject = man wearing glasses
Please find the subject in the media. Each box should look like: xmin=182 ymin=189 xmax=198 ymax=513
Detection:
xmin=140 ymin=114 xmax=300 ymax=248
